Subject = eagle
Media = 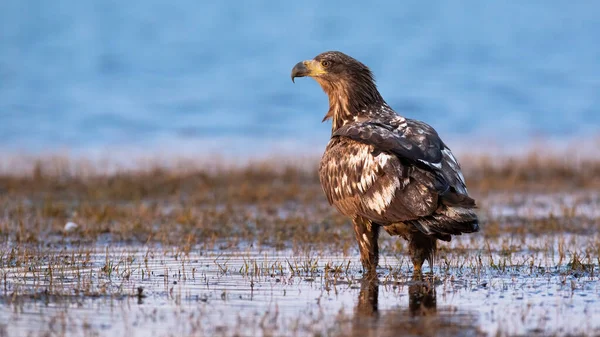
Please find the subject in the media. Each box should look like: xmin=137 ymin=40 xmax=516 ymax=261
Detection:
xmin=291 ymin=51 xmax=479 ymax=275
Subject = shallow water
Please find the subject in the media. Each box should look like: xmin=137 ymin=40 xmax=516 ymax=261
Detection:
xmin=2 ymin=234 xmax=599 ymax=337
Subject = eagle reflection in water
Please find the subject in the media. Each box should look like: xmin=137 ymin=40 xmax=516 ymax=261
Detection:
xmin=349 ymin=275 xmax=481 ymax=336
xmin=348 ymin=275 xmax=439 ymax=337
xmin=355 ymin=275 xmax=436 ymax=319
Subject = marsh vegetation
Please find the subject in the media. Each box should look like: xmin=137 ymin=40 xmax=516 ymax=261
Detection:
xmin=0 ymin=152 xmax=599 ymax=336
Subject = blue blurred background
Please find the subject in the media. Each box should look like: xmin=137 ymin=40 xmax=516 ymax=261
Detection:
xmin=1 ymin=1 xmax=598 ymax=156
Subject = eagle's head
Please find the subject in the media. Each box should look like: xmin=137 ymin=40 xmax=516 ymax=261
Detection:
xmin=291 ymin=51 xmax=384 ymax=127
xmin=291 ymin=51 xmax=373 ymax=85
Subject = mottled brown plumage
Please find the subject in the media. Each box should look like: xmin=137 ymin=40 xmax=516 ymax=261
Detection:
xmin=291 ymin=51 xmax=479 ymax=275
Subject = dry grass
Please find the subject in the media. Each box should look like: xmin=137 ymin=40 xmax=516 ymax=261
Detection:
xmin=464 ymin=152 xmax=600 ymax=192
xmin=0 ymin=151 xmax=599 ymax=249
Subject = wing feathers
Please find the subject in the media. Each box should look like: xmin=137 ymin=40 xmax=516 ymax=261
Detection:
xmin=320 ymin=118 xmax=479 ymax=239
xmin=333 ymin=119 xmax=471 ymax=203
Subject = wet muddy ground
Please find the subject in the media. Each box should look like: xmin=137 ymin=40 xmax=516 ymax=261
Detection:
xmin=0 ymin=156 xmax=599 ymax=336
xmin=2 ymin=233 xmax=600 ymax=337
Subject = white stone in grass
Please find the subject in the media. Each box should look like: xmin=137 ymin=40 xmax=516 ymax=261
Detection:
xmin=64 ymin=222 xmax=79 ymax=233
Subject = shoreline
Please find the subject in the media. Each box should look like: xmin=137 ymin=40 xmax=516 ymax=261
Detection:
xmin=0 ymin=146 xmax=598 ymax=191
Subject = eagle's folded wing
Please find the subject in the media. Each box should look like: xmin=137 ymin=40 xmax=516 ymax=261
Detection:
xmin=333 ymin=119 xmax=475 ymax=208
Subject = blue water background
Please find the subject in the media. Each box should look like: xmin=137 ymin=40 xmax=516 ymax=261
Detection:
xmin=1 ymin=1 xmax=599 ymax=156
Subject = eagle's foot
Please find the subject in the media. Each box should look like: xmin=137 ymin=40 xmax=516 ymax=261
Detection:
xmin=353 ymin=217 xmax=380 ymax=275
xmin=409 ymin=232 xmax=437 ymax=276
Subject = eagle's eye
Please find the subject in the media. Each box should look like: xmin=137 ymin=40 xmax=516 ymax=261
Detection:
xmin=321 ymin=60 xmax=331 ymax=67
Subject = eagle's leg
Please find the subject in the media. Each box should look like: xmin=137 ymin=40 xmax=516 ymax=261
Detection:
xmin=353 ymin=216 xmax=379 ymax=275
xmin=408 ymin=231 xmax=437 ymax=276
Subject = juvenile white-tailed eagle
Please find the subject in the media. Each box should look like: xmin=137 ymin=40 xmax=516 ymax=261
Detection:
xmin=291 ymin=51 xmax=479 ymax=275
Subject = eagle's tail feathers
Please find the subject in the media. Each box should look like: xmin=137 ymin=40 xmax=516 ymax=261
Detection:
xmin=408 ymin=206 xmax=479 ymax=240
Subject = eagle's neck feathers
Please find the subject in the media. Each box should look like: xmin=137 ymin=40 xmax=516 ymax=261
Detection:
xmin=317 ymin=74 xmax=385 ymax=132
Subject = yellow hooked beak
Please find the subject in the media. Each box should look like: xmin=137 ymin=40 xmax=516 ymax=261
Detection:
xmin=291 ymin=60 xmax=327 ymax=83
